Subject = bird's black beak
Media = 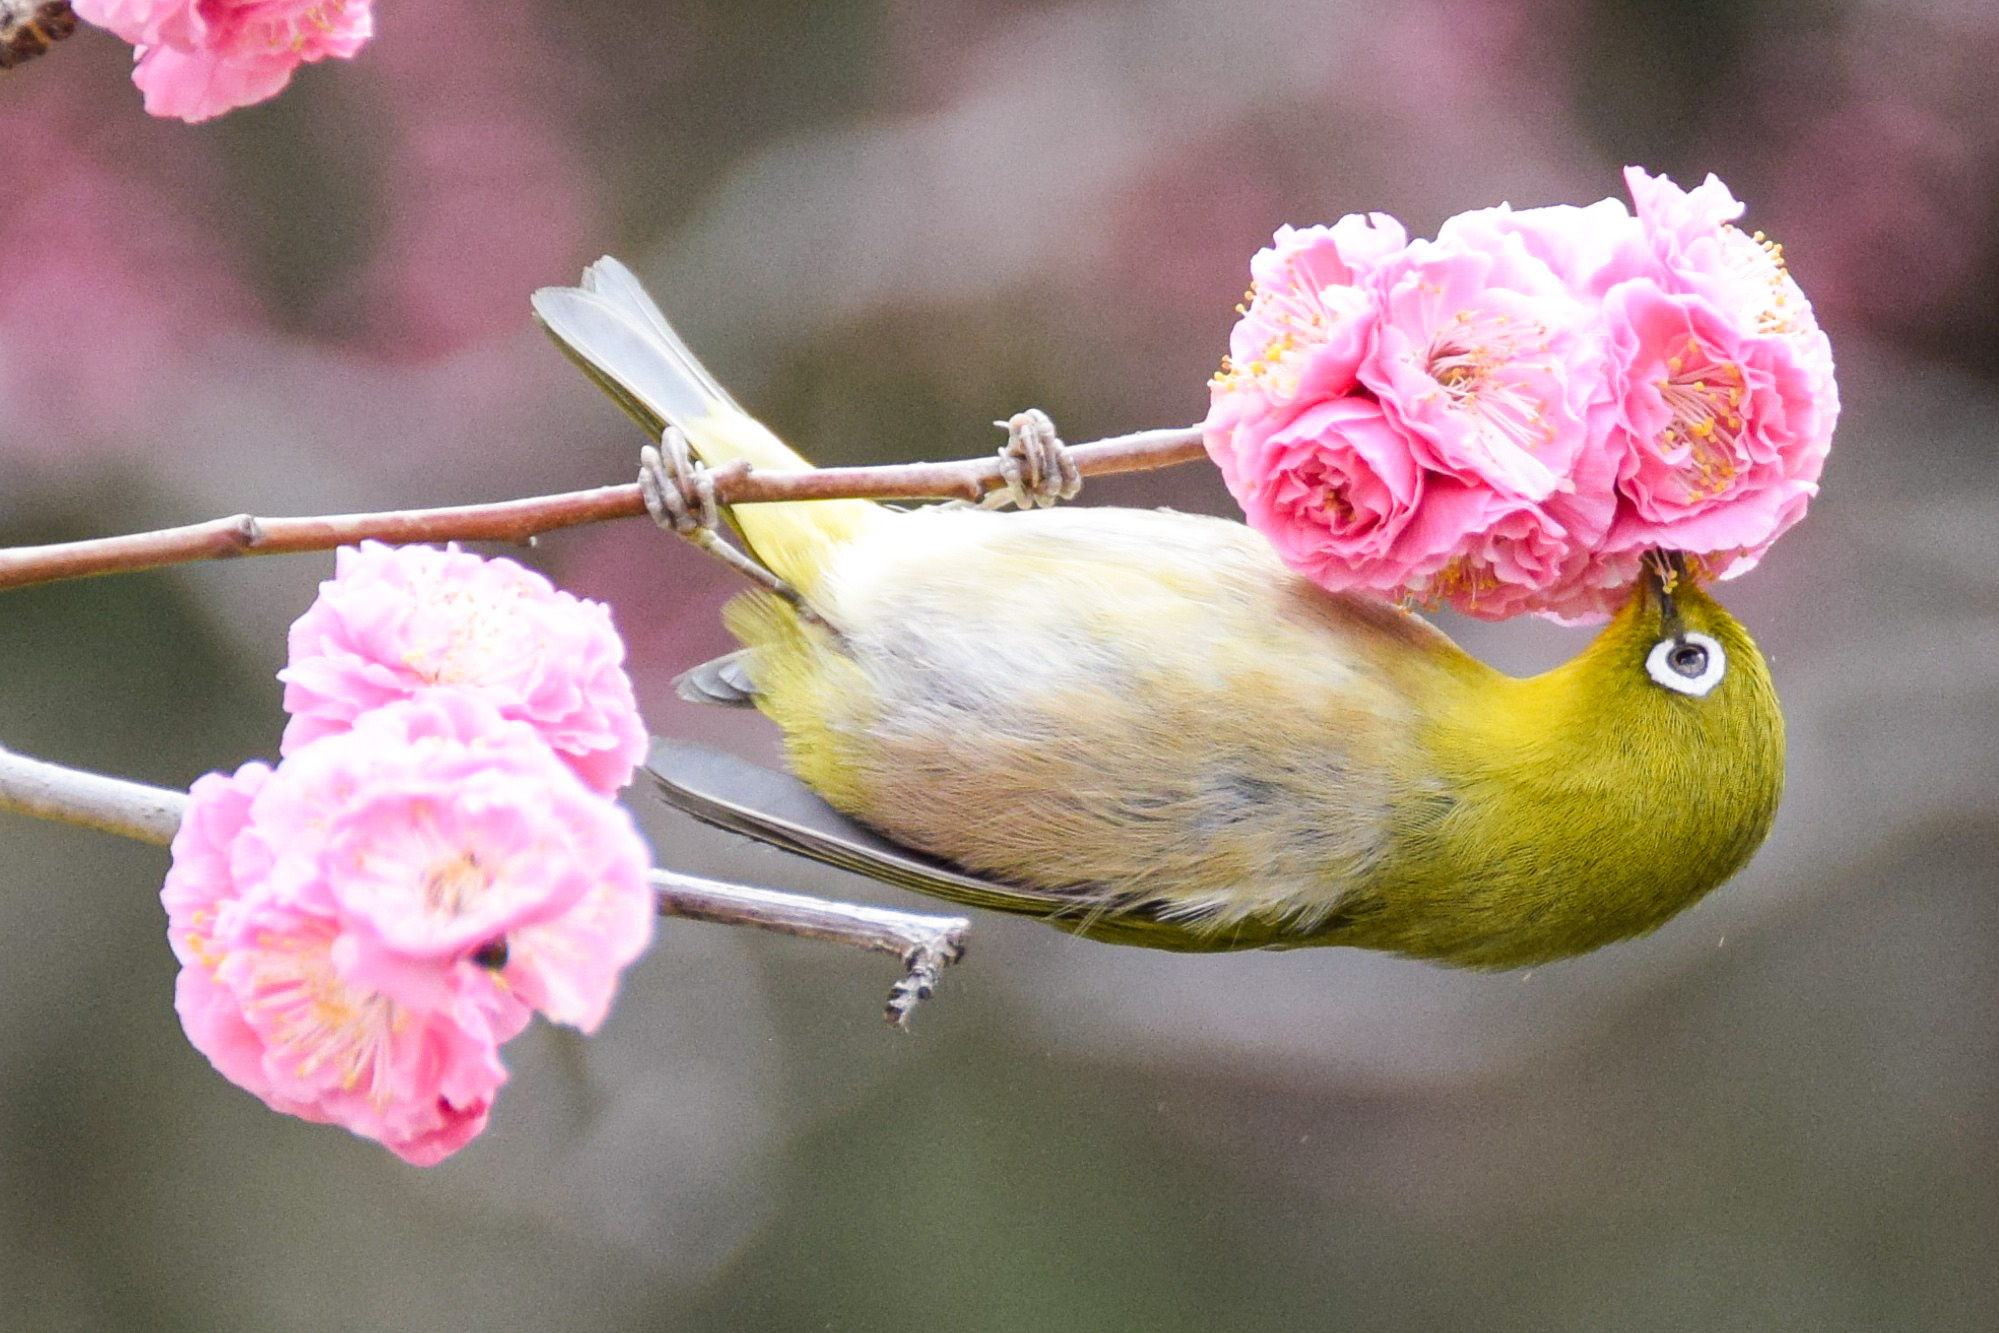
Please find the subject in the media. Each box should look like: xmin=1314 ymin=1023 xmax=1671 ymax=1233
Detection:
xmin=1645 ymin=551 xmax=1685 ymax=630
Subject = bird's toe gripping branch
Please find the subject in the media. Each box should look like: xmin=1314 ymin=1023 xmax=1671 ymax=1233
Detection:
xmin=639 ymin=426 xmax=721 ymax=537
xmin=639 ymin=428 xmax=812 ymax=611
xmin=982 ymin=409 xmax=1082 ymax=510
xmin=886 ymin=929 xmax=969 ymax=1029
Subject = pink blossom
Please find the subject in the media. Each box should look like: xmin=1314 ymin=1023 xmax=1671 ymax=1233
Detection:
xmin=1215 ymin=395 xmax=1469 ymax=596
xmin=164 ymin=757 xmax=506 ymax=1165
xmin=163 ymin=697 xmax=655 ymax=1164
xmin=280 ymin=543 xmax=649 ymax=795
xmin=1362 ymin=227 xmax=1610 ymax=507
xmin=73 ymin=0 xmax=373 ymax=123
xmin=1205 ymin=168 xmax=1838 ymax=621
xmin=1434 ymin=198 xmax=1648 ymax=300
xmin=271 ymin=696 xmax=658 ymax=1029
xmin=1410 ymin=503 xmax=1607 ymax=622
xmin=162 ymin=763 xmax=272 ymax=976
xmin=1210 ymin=215 xmax=1406 ymax=441
xmin=1596 ymin=167 xmax=1839 ymax=580
xmin=1206 ymin=210 xmax=1621 ymax=618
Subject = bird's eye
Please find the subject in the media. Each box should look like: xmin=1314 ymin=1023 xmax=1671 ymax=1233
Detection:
xmin=471 ymin=938 xmax=509 ymax=971
xmin=1646 ymin=632 xmax=1726 ymax=697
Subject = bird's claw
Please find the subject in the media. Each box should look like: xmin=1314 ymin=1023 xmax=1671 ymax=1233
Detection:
xmin=884 ymin=929 xmax=968 ymax=1029
xmin=982 ymin=409 xmax=1080 ymax=510
xmin=639 ymin=427 xmax=815 ymax=615
xmin=640 ymin=427 xmax=721 ymax=537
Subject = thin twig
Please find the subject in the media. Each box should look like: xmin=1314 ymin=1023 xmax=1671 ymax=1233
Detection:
xmin=0 ymin=744 xmax=189 ymax=844
xmin=651 ymin=869 xmax=968 ymax=1028
xmin=0 ymin=742 xmax=971 ymax=1024
xmin=0 ymin=425 xmax=1208 ymax=592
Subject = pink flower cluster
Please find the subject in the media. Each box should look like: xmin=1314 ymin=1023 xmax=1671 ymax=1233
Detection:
xmin=280 ymin=542 xmax=648 ymax=795
xmin=166 ymin=545 xmax=654 ymax=1164
xmin=1204 ymin=168 xmax=1839 ymax=621
xmin=73 ymin=0 xmax=373 ymax=123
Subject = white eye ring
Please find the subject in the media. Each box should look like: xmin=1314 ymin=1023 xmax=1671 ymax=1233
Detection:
xmin=1647 ymin=631 xmax=1726 ymax=696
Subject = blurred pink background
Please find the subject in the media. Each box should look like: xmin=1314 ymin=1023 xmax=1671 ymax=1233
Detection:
xmin=3 ymin=2 xmax=1997 ymax=1328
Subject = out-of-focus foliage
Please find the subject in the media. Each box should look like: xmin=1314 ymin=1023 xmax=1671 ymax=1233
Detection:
xmin=2 ymin=1 xmax=1996 ymax=1328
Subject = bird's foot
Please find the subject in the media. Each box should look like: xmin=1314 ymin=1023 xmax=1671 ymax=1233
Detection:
xmin=639 ymin=424 xmax=721 ymax=538
xmin=640 ymin=427 xmax=813 ymax=613
xmin=885 ymin=928 xmax=968 ymax=1029
xmin=979 ymin=409 xmax=1081 ymax=510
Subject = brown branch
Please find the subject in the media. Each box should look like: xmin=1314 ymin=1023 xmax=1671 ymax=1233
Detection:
xmin=0 ymin=425 xmax=1208 ymax=592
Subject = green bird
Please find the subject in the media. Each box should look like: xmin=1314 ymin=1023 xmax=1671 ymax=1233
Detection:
xmin=536 ymin=259 xmax=1785 ymax=968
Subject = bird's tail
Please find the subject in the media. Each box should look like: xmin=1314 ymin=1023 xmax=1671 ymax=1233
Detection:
xmin=532 ymin=257 xmax=886 ymax=594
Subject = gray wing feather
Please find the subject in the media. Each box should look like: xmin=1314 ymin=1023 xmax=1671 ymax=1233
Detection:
xmin=644 ymin=739 xmax=1292 ymax=951
xmin=673 ymin=650 xmax=759 ymax=707
xmin=646 ymin=738 xmax=1070 ymax=914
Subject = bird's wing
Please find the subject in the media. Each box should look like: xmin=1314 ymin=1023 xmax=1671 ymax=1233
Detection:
xmin=646 ymin=738 xmax=1258 ymax=949
xmin=648 ymin=738 xmax=1089 ymax=915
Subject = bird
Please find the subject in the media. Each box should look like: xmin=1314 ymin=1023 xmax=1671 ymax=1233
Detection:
xmin=533 ymin=258 xmax=1786 ymax=970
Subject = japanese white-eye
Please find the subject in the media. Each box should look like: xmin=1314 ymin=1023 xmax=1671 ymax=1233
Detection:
xmin=535 ymin=259 xmax=1786 ymax=969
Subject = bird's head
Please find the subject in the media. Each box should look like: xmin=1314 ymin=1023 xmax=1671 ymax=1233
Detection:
xmin=1415 ymin=553 xmax=1789 ymax=964
xmin=1595 ymin=553 xmax=1775 ymax=715
xmin=1545 ymin=553 xmax=1787 ymax=868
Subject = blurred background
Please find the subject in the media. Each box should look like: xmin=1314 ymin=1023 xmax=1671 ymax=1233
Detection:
xmin=3 ymin=0 xmax=1997 ymax=1328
